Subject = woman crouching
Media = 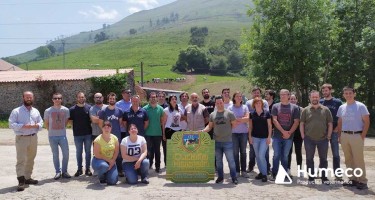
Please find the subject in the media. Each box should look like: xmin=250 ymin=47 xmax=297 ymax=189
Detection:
xmin=121 ymin=124 xmax=150 ymax=184
xmin=92 ymin=121 xmax=119 ymax=185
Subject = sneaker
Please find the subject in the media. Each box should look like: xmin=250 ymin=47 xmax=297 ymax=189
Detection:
xmin=343 ymin=180 xmax=357 ymax=187
xmin=17 ymin=176 xmax=25 ymax=192
xmin=241 ymin=171 xmax=249 ymax=178
xmin=236 ymin=172 xmax=240 ymax=178
xmin=74 ymin=169 xmax=83 ymax=177
xmin=287 ymin=170 xmax=293 ymax=178
xmin=255 ymin=173 xmax=263 ymax=180
xmin=85 ymin=169 xmax=93 ymax=176
xmin=155 ymin=168 xmax=160 ymax=173
xmin=25 ymin=178 xmax=38 ymax=185
xmin=141 ymin=177 xmax=150 ymax=184
xmin=335 ymin=176 xmax=343 ymax=182
xmin=308 ymin=177 xmax=315 ymax=185
xmin=262 ymin=175 xmax=268 ymax=182
xmin=269 ymin=174 xmax=276 ymax=181
xmin=118 ymin=171 xmax=125 ymax=177
xmin=62 ymin=172 xmax=72 ymax=179
xmin=99 ymin=179 xmax=107 ymax=185
xmin=298 ymin=171 xmax=304 ymax=178
xmin=54 ymin=173 xmax=61 ymax=180
xmin=215 ymin=177 xmax=224 ymax=184
xmin=246 ymin=167 xmax=254 ymax=173
xmin=93 ymin=170 xmax=98 ymax=176
xmin=356 ymin=182 xmax=368 ymax=190
xmin=232 ymin=178 xmax=238 ymax=185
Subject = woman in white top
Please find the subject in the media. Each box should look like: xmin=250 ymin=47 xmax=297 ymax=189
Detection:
xmin=120 ymin=124 xmax=149 ymax=184
xmin=162 ymin=95 xmax=183 ymax=165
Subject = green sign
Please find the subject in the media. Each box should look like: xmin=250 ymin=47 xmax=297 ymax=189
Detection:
xmin=166 ymin=131 xmax=215 ymax=183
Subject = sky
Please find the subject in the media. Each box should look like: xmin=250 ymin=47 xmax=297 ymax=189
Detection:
xmin=0 ymin=0 xmax=176 ymax=58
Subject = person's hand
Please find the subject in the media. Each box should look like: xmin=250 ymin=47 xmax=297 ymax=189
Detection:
xmin=163 ymin=134 xmax=166 ymax=141
xmin=282 ymin=131 xmax=290 ymax=139
xmin=248 ymin=137 xmax=253 ymax=145
xmin=266 ymin=137 xmax=271 ymax=145
xmin=108 ymin=159 xmax=115 ymax=170
xmin=361 ymin=134 xmax=366 ymax=141
xmin=134 ymin=160 xmax=141 ymax=169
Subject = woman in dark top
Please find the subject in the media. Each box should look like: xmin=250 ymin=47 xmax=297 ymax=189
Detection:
xmin=249 ymin=97 xmax=272 ymax=182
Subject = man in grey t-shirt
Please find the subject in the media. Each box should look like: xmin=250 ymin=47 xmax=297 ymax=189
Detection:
xmin=203 ymin=96 xmax=238 ymax=185
xmin=89 ymin=93 xmax=107 ymax=141
xmin=44 ymin=93 xmax=71 ymax=180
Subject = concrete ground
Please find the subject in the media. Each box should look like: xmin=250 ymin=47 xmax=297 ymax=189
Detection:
xmin=0 ymin=128 xmax=374 ymax=199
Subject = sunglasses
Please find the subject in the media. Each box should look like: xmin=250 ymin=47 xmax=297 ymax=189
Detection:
xmin=53 ymin=98 xmax=62 ymax=100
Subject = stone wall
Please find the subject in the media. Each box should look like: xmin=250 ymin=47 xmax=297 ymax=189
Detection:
xmin=0 ymin=70 xmax=134 ymax=117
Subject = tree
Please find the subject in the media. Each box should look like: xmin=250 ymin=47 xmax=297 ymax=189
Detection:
xmin=173 ymin=45 xmax=209 ymax=73
xmin=36 ymin=46 xmax=51 ymax=59
xmin=47 ymin=44 xmax=56 ymax=56
xmin=227 ymin=50 xmax=243 ymax=72
xmin=129 ymin=28 xmax=137 ymax=35
xmin=222 ymin=39 xmax=240 ymax=53
xmin=209 ymin=55 xmax=228 ymax=75
xmin=94 ymin=31 xmax=109 ymax=43
xmin=2 ymin=57 xmax=21 ymax=65
xmin=243 ymin=0 xmax=336 ymax=106
xmin=189 ymin=26 xmax=208 ymax=47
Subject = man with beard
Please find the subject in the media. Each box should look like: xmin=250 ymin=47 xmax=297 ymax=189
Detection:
xmin=143 ymin=92 xmax=166 ymax=173
xmin=178 ymin=92 xmax=190 ymax=131
xmin=99 ymin=92 xmax=124 ymax=177
xmin=222 ymin=88 xmax=233 ymax=109
xmin=44 ymin=93 xmax=71 ymax=180
xmin=200 ymin=88 xmax=215 ymax=139
xmin=185 ymin=93 xmax=209 ymax=131
xmin=300 ymin=90 xmax=333 ymax=184
xmin=319 ymin=83 xmax=342 ymax=180
xmin=90 ymin=93 xmax=107 ymax=142
xmin=9 ymin=91 xmax=43 ymax=192
xmin=116 ymin=89 xmax=132 ymax=140
xmin=69 ymin=92 xmax=93 ymax=177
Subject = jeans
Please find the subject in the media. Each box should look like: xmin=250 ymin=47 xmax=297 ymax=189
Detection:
xmin=232 ymin=133 xmax=247 ymax=172
xmin=122 ymin=159 xmax=150 ymax=184
xmin=252 ymin=137 xmax=268 ymax=175
xmin=74 ymin=135 xmax=92 ymax=170
xmin=249 ymin=144 xmax=270 ymax=172
xmin=304 ymin=136 xmax=329 ymax=178
xmin=49 ymin=136 xmax=69 ymax=173
xmin=215 ymin=141 xmax=236 ymax=179
xmin=272 ymin=137 xmax=293 ymax=176
xmin=330 ymin=132 xmax=340 ymax=171
xmin=92 ymin=157 xmax=118 ymax=185
xmin=288 ymin=134 xmax=303 ymax=169
xmin=162 ymin=128 xmax=179 ymax=165
xmin=146 ymin=136 xmax=162 ymax=169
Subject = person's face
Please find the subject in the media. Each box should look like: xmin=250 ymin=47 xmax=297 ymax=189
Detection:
xmin=128 ymin=125 xmax=138 ymax=135
xmin=234 ymin=93 xmax=242 ymax=104
xmin=215 ymin=98 xmax=224 ymax=110
xmin=108 ymin=96 xmax=116 ymax=106
xmin=279 ymin=91 xmax=290 ymax=102
xmin=149 ymin=94 xmax=157 ymax=104
xmin=180 ymin=93 xmax=189 ymax=103
xmin=252 ymin=90 xmax=261 ymax=98
xmin=309 ymin=92 xmax=320 ymax=105
xmin=343 ymin=90 xmax=356 ymax=101
xmin=190 ymin=94 xmax=199 ymax=104
xmin=23 ymin=92 xmax=34 ymax=106
xmin=289 ymin=95 xmax=298 ymax=105
xmin=131 ymin=97 xmax=140 ymax=107
xmin=94 ymin=94 xmax=103 ymax=104
xmin=202 ymin=90 xmax=210 ymax=99
xmin=254 ymin=101 xmax=262 ymax=109
xmin=265 ymin=92 xmax=271 ymax=101
xmin=158 ymin=93 xmax=166 ymax=103
xmin=77 ymin=93 xmax=86 ymax=104
xmin=52 ymin=95 xmax=63 ymax=105
xmin=169 ymin=96 xmax=177 ymax=106
xmin=222 ymin=90 xmax=230 ymax=98
xmin=102 ymin=123 xmax=112 ymax=132
xmin=321 ymin=87 xmax=331 ymax=98
xmin=122 ymin=91 xmax=131 ymax=100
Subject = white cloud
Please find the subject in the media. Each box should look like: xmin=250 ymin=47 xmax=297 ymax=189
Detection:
xmin=79 ymin=5 xmax=119 ymax=20
xmin=127 ymin=0 xmax=159 ymax=9
xmin=128 ymin=7 xmax=141 ymax=14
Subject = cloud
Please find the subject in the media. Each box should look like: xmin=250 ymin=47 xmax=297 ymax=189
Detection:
xmin=127 ymin=0 xmax=159 ymax=9
xmin=79 ymin=5 xmax=119 ymax=20
xmin=128 ymin=7 xmax=141 ymax=14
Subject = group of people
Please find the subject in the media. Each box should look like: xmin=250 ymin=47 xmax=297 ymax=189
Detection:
xmin=8 ymin=83 xmax=370 ymax=191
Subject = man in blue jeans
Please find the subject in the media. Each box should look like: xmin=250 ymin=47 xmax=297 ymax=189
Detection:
xmin=203 ymin=95 xmax=238 ymax=184
xmin=320 ymin=83 xmax=342 ymax=180
xmin=44 ymin=93 xmax=71 ymax=180
xmin=270 ymin=89 xmax=300 ymax=180
xmin=69 ymin=92 xmax=93 ymax=177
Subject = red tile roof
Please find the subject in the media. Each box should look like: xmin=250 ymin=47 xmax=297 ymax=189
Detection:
xmin=0 ymin=59 xmax=24 ymax=71
xmin=0 ymin=69 xmax=132 ymax=83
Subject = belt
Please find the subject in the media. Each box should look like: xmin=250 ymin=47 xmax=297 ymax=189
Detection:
xmin=19 ymin=133 xmax=36 ymax=136
xmin=342 ymin=131 xmax=362 ymax=134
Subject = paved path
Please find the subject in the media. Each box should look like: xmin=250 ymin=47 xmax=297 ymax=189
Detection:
xmin=0 ymin=128 xmax=374 ymax=199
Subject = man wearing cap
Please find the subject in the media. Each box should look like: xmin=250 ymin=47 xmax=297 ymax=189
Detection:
xmin=116 ymin=89 xmax=132 ymax=139
xmin=9 ymin=91 xmax=43 ymax=192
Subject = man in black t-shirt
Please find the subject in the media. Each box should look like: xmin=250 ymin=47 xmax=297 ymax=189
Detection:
xmin=200 ymin=88 xmax=215 ymax=139
xmin=69 ymin=92 xmax=93 ymax=177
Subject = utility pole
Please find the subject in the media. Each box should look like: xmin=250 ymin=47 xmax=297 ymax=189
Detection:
xmin=141 ymin=61 xmax=144 ymax=87
xmin=62 ymin=40 xmax=66 ymax=69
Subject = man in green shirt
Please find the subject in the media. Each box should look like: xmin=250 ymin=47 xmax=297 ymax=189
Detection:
xmin=300 ymin=90 xmax=333 ymax=184
xmin=143 ymin=92 xmax=166 ymax=173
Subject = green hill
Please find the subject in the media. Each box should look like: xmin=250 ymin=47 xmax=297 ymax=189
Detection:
xmin=13 ymin=0 xmax=254 ymax=80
